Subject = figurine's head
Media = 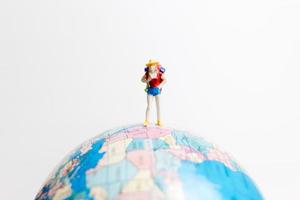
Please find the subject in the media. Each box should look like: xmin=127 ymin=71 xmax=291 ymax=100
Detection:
xmin=145 ymin=59 xmax=160 ymax=73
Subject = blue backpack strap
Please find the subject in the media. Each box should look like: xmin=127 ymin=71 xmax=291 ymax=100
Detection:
xmin=159 ymin=66 xmax=165 ymax=73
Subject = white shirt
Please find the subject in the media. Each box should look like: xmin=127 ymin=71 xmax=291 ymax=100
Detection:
xmin=148 ymin=72 xmax=158 ymax=79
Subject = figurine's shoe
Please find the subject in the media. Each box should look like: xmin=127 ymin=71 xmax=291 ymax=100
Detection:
xmin=156 ymin=120 xmax=163 ymax=127
xmin=143 ymin=120 xmax=149 ymax=127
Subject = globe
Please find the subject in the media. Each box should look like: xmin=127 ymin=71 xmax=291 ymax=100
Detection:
xmin=35 ymin=124 xmax=263 ymax=200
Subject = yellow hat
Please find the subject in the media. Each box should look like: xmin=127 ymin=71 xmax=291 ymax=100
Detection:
xmin=145 ymin=59 xmax=159 ymax=67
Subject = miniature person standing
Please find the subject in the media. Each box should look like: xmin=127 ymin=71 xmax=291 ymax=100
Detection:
xmin=141 ymin=59 xmax=166 ymax=127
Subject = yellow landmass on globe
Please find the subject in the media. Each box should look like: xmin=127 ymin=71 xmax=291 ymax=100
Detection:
xmin=98 ymin=138 xmax=132 ymax=166
xmin=52 ymin=185 xmax=71 ymax=200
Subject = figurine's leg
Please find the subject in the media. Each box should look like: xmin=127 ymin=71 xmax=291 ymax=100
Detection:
xmin=144 ymin=94 xmax=154 ymax=126
xmin=155 ymin=94 xmax=162 ymax=126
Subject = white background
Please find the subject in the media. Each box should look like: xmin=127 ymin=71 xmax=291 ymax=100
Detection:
xmin=1 ymin=0 xmax=299 ymax=199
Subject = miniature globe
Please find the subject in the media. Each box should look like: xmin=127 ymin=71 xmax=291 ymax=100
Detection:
xmin=35 ymin=124 xmax=263 ymax=200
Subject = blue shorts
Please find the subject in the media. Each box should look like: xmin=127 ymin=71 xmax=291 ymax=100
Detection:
xmin=147 ymin=87 xmax=161 ymax=96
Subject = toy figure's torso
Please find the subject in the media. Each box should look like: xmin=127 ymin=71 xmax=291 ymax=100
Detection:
xmin=146 ymin=71 xmax=162 ymax=87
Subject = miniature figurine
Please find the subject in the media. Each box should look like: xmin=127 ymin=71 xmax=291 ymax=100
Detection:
xmin=141 ymin=59 xmax=166 ymax=127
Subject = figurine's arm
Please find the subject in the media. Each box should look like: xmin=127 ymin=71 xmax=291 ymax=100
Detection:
xmin=159 ymin=74 xmax=167 ymax=88
xmin=141 ymin=74 xmax=148 ymax=83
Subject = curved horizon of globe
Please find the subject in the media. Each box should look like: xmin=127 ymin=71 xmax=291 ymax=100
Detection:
xmin=35 ymin=124 xmax=264 ymax=200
